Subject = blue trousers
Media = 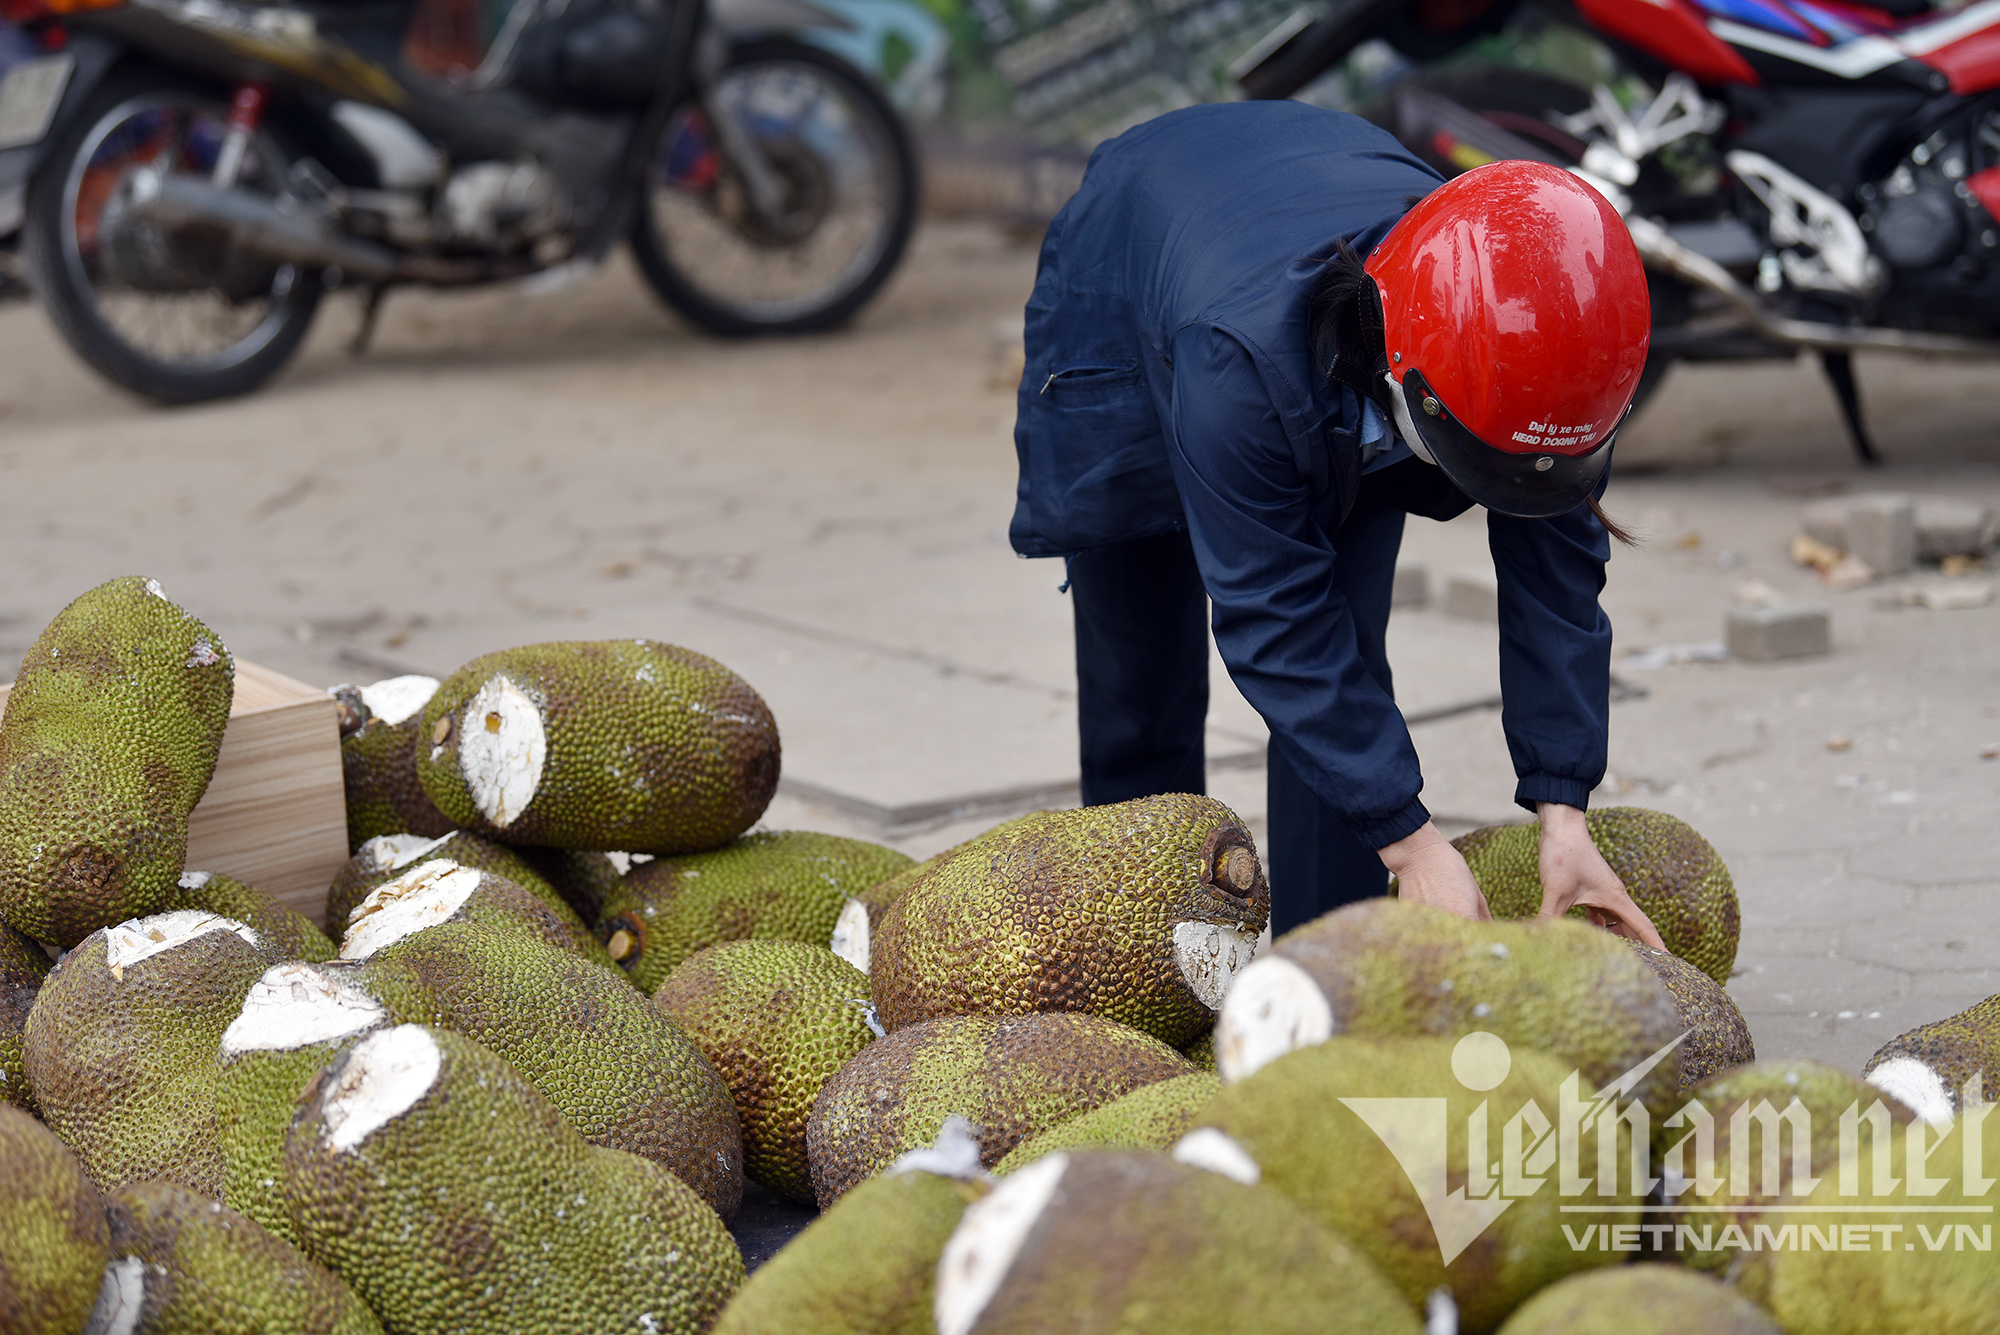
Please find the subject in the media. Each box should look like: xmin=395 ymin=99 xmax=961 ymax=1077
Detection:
xmin=1068 ymin=494 xmax=1407 ymax=937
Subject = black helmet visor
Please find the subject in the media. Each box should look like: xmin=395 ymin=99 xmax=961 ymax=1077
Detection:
xmin=1398 ymin=367 xmax=1615 ymax=520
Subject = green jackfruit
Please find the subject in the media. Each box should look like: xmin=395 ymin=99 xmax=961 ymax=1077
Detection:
xmin=870 ymin=796 xmax=1269 ymax=1048
xmin=1660 ymin=1060 xmax=1913 ymax=1277
xmin=598 ymin=831 xmax=914 ymax=994
xmin=337 ymin=858 xmax=601 ymax=964
xmin=341 ymin=716 xmax=455 ymax=855
xmin=653 ymin=940 xmax=876 ymax=1203
xmin=826 ymin=815 xmax=1044 ymax=974
xmin=358 ymin=919 xmax=744 ymax=1220
xmin=993 ymin=1072 xmax=1221 ymax=1173
xmin=328 ymin=835 xmax=608 ymax=967
xmin=1218 ymin=899 xmax=1683 ymax=1113
xmin=1494 ymin=1266 xmax=1780 ymax=1335
xmin=100 ymin=1178 xmax=384 ymax=1335
xmin=1625 ymin=942 xmax=1754 ymax=1086
xmin=1863 ymin=993 xmax=2000 ymax=1125
xmin=217 ymin=961 xmax=389 ymax=1241
xmin=24 ymin=911 xmax=277 ymax=1194
xmin=932 ymin=1150 xmax=1423 ymax=1335
xmin=164 ymin=871 xmax=335 ymax=963
xmin=1193 ymin=1034 xmax=1641 ymax=1334
xmin=0 ymin=922 xmax=49 ymax=1112
xmin=282 ymin=1024 xmax=744 ymax=1334
xmin=0 ymin=1104 xmax=111 ymax=1335
xmin=413 ymin=640 xmax=780 ymax=852
xmin=1180 ymin=1028 xmax=1216 ymax=1071
xmin=1453 ymin=807 xmax=1739 ymax=984
xmin=513 ymin=846 xmax=628 ymax=923
xmin=807 ymin=1011 xmax=1195 ymax=1207
xmin=0 ymin=577 xmax=234 ymax=947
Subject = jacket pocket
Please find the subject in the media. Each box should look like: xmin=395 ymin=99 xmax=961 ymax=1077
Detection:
xmin=1038 ymin=361 xmax=1142 ymax=397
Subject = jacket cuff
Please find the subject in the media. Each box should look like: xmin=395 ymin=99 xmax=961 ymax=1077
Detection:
xmin=1514 ymin=774 xmax=1593 ymax=815
xmin=1353 ymin=796 xmax=1432 ymax=851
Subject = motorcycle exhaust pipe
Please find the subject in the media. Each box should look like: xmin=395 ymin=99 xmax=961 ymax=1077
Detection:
xmin=123 ymin=171 xmax=406 ymax=283
xmin=1626 ymin=215 xmax=2000 ymax=360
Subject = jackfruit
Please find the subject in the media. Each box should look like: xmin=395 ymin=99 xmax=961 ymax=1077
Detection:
xmin=1661 ymin=1060 xmax=1914 ymax=1277
xmin=0 ymin=922 xmax=49 ymax=1112
xmin=341 ymin=721 xmax=455 ymax=856
xmin=24 ymin=911 xmax=277 ymax=1194
xmin=357 ymin=919 xmax=744 ymax=1220
xmin=1217 ymin=899 xmax=1683 ymax=1113
xmin=1192 ymin=1034 xmax=1640 ymax=1333
xmin=164 ymin=871 xmax=335 ymax=963
xmin=653 ymin=940 xmax=876 ymax=1203
xmin=98 ymin=1178 xmax=384 ymax=1335
xmin=1494 ymin=1266 xmax=1780 ymax=1334
xmin=337 ymin=858 xmax=600 ymax=963
xmin=282 ymin=1024 xmax=744 ymax=1334
xmin=1863 ymin=993 xmax=1999 ymax=1125
xmin=1180 ymin=1027 xmax=1216 ymax=1071
xmin=993 ymin=1072 xmax=1221 ymax=1173
xmin=513 ymin=845 xmax=628 ymax=923
xmin=714 ymin=1125 xmax=988 ymax=1335
xmin=0 ymin=1104 xmax=111 ymax=1335
xmin=1756 ymin=1102 xmax=1997 ymax=1333
xmin=826 ymin=816 xmax=1045 ymax=974
xmin=932 ymin=1149 xmax=1423 ymax=1335
xmin=1625 ymin=941 xmax=1753 ymax=1086
xmin=807 ymin=1011 xmax=1194 ymax=1207
xmin=600 ymin=831 xmax=913 ymax=993
xmin=413 ymin=639 xmax=780 ymax=852
xmin=0 ymin=577 xmax=234 ymax=947
xmin=1453 ymin=807 xmax=1739 ymax=984
xmin=328 ymin=836 xmax=608 ymax=966
xmin=870 ymin=796 xmax=1269 ymax=1048
xmin=217 ymin=961 xmax=389 ymax=1240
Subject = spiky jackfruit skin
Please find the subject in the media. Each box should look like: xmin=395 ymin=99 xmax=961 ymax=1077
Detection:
xmin=328 ymin=836 xmax=609 ymax=968
xmin=1454 ymin=808 xmax=1739 ymax=985
xmin=513 ymin=846 xmax=626 ymax=924
xmin=164 ymin=872 xmax=335 ymax=962
xmin=358 ymin=921 xmax=744 ymax=1220
xmin=1757 ymin=1106 xmax=1998 ymax=1334
xmin=1660 ymin=1061 xmax=1912 ymax=1278
xmin=993 ymin=1072 xmax=1221 ymax=1173
xmin=338 ymin=860 xmax=602 ymax=964
xmin=1863 ymin=994 xmax=2000 ymax=1111
xmin=340 ymin=716 xmax=455 ymax=854
xmin=1623 ymin=942 xmax=1753 ymax=1087
xmin=1196 ymin=1036 xmax=1638 ymax=1334
xmin=24 ymin=914 xmax=277 ymax=1195
xmin=0 ymin=578 xmax=234 ymax=948
xmin=870 ymin=797 xmax=1269 ymax=1048
xmin=601 ymin=832 xmax=915 ymax=993
xmin=1259 ymin=900 xmax=1684 ymax=1113
xmin=105 ymin=1179 xmax=384 ymax=1335
xmin=1180 ymin=1027 xmax=1215 ymax=1071
xmin=0 ymin=1105 xmax=111 ymax=1335
xmin=1494 ymin=1267 xmax=1779 ymax=1335
xmin=956 ymin=1151 xmax=1422 ymax=1335
xmin=0 ymin=924 xmax=49 ymax=1112
xmin=653 ymin=941 xmax=876 ymax=1204
xmin=414 ymin=640 xmax=780 ymax=853
xmin=806 ymin=1012 xmax=1194 ymax=1208
xmin=283 ymin=1026 xmax=744 ymax=1335
xmin=713 ymin=1169 xmax=983 ymax=1335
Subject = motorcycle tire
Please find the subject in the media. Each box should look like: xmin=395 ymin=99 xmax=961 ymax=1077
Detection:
xmin=24 ymin=71 xmax=322 ymax=404
xmin=630 ymin=39 xmax=918 ymax=337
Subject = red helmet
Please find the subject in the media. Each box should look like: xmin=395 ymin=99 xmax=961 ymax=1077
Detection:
xmin=1365 ymin=160 xmax=1650 ymax=519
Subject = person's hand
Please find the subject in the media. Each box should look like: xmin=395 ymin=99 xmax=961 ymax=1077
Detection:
xmin=1380 ymin=822 xmax=1491 ymax=923
xmin=1535 ymin=802 xmax=1667 ymax=949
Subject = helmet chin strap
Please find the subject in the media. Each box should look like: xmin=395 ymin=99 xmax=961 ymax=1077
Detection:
xmin=1382 ymin=371 xmax=1437 ymax=467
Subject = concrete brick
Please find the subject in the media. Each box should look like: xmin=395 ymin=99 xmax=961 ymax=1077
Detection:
xmin=1847 ymin=494 xmax=1915 ymax=575
xmin=1726 ymin=602 xmax=1830 ymax=661
xmin=1914 ymin=499 xmax=1994 ymax=561
xmin=1392 ymin=563 xmax=1429 ymax=608
xmin=1443 ymin=570 xmax=1498 ymax=622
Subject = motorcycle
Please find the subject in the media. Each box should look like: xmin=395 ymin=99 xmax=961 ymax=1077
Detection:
xmin=0 ymin=0 xmax=918 ymax=402
xmin=1238 ymin=0 xmax=2000 ymax=462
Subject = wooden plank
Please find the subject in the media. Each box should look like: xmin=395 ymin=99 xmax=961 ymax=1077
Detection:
xmin=0 ymin=660 xmax=349 ymax=930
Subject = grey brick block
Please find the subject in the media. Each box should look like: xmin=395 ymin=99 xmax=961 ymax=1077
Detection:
xmin=1914 ymin=499 xmax=1994 ymax=561
xmin=1847 ymin=494 xmax=1915 ymax=575
xmin=1443 ymin=570 xmax=1498 ymax=622
xmin=1726 ymin=603 xmax=1831 ymax=661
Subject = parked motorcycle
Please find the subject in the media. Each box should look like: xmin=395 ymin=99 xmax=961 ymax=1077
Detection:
xmin=1239 ymin=0 xmax=2000 ymax=462
xmin=0 ymin=0 xmax=918 ymax=402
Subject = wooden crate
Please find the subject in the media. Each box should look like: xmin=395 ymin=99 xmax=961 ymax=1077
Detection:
xmin=0 ymin=661 xmax=348 ymax=929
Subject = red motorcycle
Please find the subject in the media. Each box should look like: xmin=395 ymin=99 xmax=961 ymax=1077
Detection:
xmin=1241 ymin=0 xmax=2000 ymax=461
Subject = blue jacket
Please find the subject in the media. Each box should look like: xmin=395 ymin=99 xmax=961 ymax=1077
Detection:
xmin=1010 ymin=102 xmax=1614 ymax=847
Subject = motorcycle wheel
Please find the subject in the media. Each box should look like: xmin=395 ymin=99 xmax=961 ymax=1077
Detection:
xmin=24 ymin=73 xmax=322 ymax=404
xmin=630 ymin=39 xmax=918 ymax=337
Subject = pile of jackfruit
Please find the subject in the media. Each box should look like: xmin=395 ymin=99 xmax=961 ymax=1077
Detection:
xmin=0 ymin=576 xmax=1994 ymax=1335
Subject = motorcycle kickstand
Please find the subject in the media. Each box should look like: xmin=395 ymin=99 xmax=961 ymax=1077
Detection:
xmin=1817 ymin=350 xmax=1879 ymax=467
xmin=349 ymin=285 xmax=388 ymax=359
